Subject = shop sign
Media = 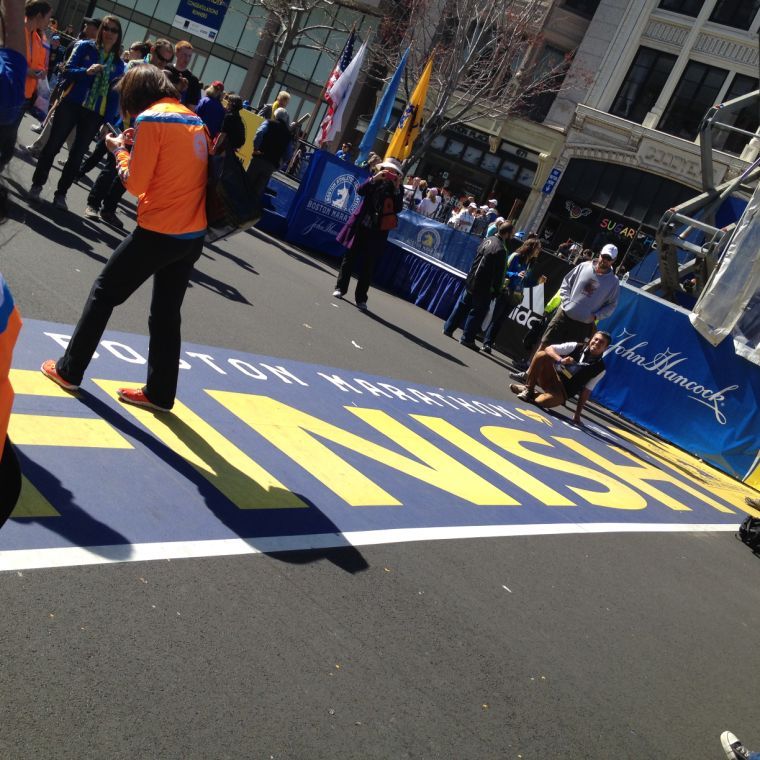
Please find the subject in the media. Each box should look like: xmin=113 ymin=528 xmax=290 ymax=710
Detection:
xmin=565 ymin=200 xmax=592 ymax=220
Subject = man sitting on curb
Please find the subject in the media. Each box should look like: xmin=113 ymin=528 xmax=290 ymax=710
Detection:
xmin=509 ymin=330 xmax=611 ymax=425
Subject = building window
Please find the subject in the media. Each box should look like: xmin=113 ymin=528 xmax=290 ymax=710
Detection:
xmin=709 ymin=0 xmax=760 ymax=30
xmin=609 ymin=47 xmax=677 ymax=123
xmin=712 ymin=74 xmax=759 ymax=155
xmin=659 ymin=61 xmax=728 ymax=140
xmin=562 ymin=0 xmax=601 ymax=17
xmin=658 ymin=0 xmax=703 ymax=16
xmin=522 ymin=45 xmax=569 ymax=123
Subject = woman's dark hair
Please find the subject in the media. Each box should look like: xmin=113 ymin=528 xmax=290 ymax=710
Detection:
xmin=24 ymin=0 xmax=52 ymax=18
xmin=116 ymin=64 xmax=179 ymax=118
xmin=95 ymin=14 xmax=123 ymax=55
xmin=225 ymin=93 xmax=243 ymax=113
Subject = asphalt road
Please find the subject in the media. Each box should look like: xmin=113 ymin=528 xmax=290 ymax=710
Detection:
xmin=0 ymin=116 xmax=758 ymax=760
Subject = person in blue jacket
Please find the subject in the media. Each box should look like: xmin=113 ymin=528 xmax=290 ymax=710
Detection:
xmin=29 ymin=15 xmax=124 ymax=210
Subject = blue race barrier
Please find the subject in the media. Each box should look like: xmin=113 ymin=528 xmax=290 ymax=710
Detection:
xmin=596 ymin=285 xmax=760 ymax=480
xmin=285 ymin=149 xmax=369 ymax=257
xmin=389 ymin=210 xmax=480 ymax=273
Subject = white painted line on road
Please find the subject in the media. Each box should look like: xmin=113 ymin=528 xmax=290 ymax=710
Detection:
xmin=0 ymin=522 xmax=740 ymax=572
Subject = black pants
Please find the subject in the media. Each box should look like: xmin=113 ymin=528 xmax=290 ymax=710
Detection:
xmin=0 ymin=435 xmax=21 ymax=524
xmin=32 ymin=98 xmax=102 ymax=196
xmin=246 ymin=156 xmax=276 ymax=217
xmin=0 ymin=96 xmax=32 ymax=171
xmin=87 ymin=152 xmax=126 ymax=213
xmin=335 ymin=226 xmax=388 ymax=304
xmin=56 ymin=227 xmax=204 ymax=408
xmin=483 ymin=291 xmax=519 ymax=347
xmin=79 ymin=137 xmax=108 ymax=176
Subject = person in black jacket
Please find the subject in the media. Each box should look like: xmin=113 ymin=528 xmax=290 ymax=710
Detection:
xmin=443 ymin=221 xmax=513 ymax=348
xmin=333 ymin=157 xmax=404 ymax=311
xmin=509 ymin=330 xmax=611 ymax=424
xmin=246 ymin=106 xmax=292 ymax=220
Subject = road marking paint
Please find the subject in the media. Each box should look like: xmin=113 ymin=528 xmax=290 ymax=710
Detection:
xmin=0 ymin=523 xmax=739 ymax=573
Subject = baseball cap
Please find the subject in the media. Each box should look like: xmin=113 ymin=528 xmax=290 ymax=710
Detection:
xmin=211 ymin=80 xmax=224 ymax=89
xmin=83 ymin=16 xmax=100 ymax=26
xmin=600 ymin=243 xmax=618 ymax=260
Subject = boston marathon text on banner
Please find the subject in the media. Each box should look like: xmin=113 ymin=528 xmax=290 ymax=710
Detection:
xmin=172 ymin=0 xmax=229 ymax=41
xmin=596 ymin=285 xmax=760 ymax=482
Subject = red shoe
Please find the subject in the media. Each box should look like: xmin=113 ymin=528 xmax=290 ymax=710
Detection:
xmin=116 ymin=387 xmax=172 ymax=413
xmin=40 ymin=359 xmax=79 ymax=391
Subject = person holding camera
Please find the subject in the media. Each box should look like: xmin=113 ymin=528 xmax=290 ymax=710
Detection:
xmin=333 ymin=157 xmax=404 ymax=311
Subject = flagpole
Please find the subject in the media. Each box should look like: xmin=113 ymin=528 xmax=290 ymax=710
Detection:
xmin=302 ymin=22 xmax=357 ymax=142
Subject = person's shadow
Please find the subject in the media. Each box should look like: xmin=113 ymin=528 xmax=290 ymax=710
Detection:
xmin=64 ymin=390 xmax=369 ymax=573
xmin=12 ymin=451 xmax=133 ymax=561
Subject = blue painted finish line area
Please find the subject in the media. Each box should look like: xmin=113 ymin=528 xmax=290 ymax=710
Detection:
xmin=3 ymin=319 xmax=754 ymax=570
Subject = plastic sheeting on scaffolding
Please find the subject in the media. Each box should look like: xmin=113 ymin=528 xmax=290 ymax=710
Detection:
xmin=690 ymin=180 xmax=760 ymax=366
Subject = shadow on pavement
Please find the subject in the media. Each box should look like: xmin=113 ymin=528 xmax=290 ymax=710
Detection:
xmin=43 ymin=389 xmax=369 ymax=573
xmin=14 ymin=450 xmax=133 ymax=560
xmin=188 ymin=268 xmax=251 ymax=305
xmin=366 ymin=310 xmax=467 ymax=366
xmin=246 ymin=227 xmax=337 ymax=276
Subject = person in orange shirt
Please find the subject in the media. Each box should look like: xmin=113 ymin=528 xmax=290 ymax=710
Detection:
xmin=41 ymin=65 xmax=209 ymax=412
xmin=0 ymin=272 xmax=22 ymax=520
xmin=23 ymin=0 xmax=49 ymax=100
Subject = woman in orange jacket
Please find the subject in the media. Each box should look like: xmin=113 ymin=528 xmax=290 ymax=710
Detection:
xmin=41 ymin=65 xmax=208 ymax=412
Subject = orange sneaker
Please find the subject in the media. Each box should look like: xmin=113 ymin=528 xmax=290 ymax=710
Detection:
xmin=40 ymin=359 xmax=79 ymax=391
xmin=116 ymin=387 xmax=172 ymax=413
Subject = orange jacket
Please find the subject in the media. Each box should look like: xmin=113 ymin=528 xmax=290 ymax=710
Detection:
xmin=0 ymin=274 xmax=22 ymax=446
xmin=114 ymin=98 xmax=208 ymax=236
xmin=24 ymin=22 xmax=47 ymax=99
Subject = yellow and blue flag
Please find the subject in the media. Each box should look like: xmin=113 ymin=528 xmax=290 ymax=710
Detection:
xmin=385 ymin=54 xmax=433 ymax=162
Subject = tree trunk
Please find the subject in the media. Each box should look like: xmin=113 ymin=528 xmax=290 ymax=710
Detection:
xmin=258 ymin=14 xmax=301 ymax=108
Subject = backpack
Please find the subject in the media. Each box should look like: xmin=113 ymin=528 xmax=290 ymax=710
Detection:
xmin=738 ymin=515 xmax=760 ymax=550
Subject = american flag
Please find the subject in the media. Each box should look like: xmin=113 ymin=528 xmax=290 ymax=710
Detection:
xmin=318 ymin=31 xmax=356 ymax=145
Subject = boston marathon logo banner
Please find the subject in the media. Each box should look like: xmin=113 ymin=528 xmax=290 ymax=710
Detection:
xmin=4 ymin=319 xmax=754 ymax=570
xmin=596 ymin=285 xmax=760 ymax=481
xmin=286 ymin=150 xmax=368 ymax=257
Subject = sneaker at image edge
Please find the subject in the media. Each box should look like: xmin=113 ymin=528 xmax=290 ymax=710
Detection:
xmin=509 ymin=383 xmax=525 ymax=395
xmin=480 ymin=344 xmax=492 ymax=354
xmin=27 ymin=184 xmax=42 ymax=201
xmin=40 ymin=360 xmax=79 ymax=391
xmin=332 ymin=289 xmax=344 ymax=299
xmin=52 ymin=193 xmax=68 ymax=210
xmin=721 ymin=731 xmax=752 ymax=760
xmin=356 ymin=301 xmax=368 ymax=311
xmin=510 ymin=370 xmax=527 ymax=382
xmin=516 ymin=389 xmax=536 ymax=402
xmin=84 ymin=205 xmax=100 ymax=220
xmin=117 ymin=387 xmax=172 ymax=413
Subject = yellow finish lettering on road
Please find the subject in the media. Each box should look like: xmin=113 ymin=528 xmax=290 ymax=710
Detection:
xmin=8 ymin=415 xmax=133 ymax=448
xmin=94 ymin=381 xmax=305 ymax=510
xmin=9 ymin=368 xmax=73 ymax=396
xmin=481 ymin=426 xmax=647 ymax=510
xmin=411 ymin=415 xmax=574 ymax=507
xmin=559 ymin=437 xmax=734 ymax=514
xmin=610 ymin=425 xmax=756 ymax=515
xmin=11 ymin=477 xmax=61 ymax=518
xmin=208 ymin=392 xmax=516 ymax=506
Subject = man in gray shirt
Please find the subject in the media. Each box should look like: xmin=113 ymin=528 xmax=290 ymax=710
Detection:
xmin=539 ymin=243 xmax=620 ymax=349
